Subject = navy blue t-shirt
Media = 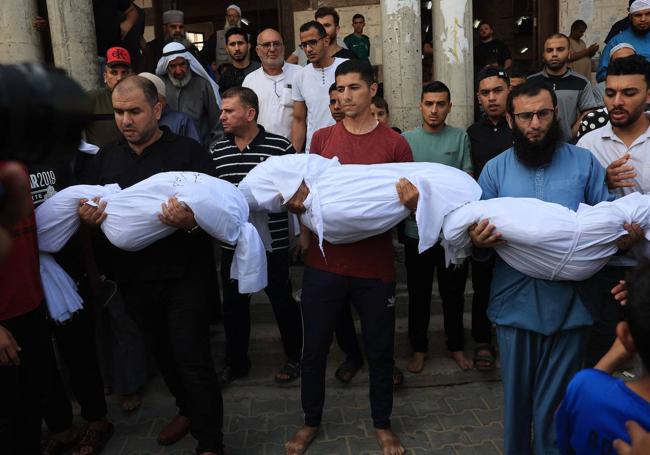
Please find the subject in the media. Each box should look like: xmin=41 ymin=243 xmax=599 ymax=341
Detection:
xmin=556 ymin=369 xmax=650 ymax=454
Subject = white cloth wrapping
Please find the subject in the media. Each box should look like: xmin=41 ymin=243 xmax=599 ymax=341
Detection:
xmin=35 ymin=173 xmax=267 ymax=293
xmin=238 ymin=154 xmax=482 ymax=254
xmin=441 ymin=192 xmax=650 ymax=281
xmin=39 ymin=253 xmax=84 ymax=323
xmin=155 ymin=41 xmax=222 ymax=107
xmin=36 ymin=184 xmax=121 ymax=252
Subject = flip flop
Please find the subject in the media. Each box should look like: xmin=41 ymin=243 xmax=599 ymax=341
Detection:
xmin=474 ymin=343 xmax=496 ymax=371
xmin=334 ymin=358 xmax=363 ymax=384
xmin=275 ymin=361 xmax=300 ymax=384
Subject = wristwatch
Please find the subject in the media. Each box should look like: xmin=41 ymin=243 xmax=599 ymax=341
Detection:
xmin=186 ymin=224 xmax=200 ymax=234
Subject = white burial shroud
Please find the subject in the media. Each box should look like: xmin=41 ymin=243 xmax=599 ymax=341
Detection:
xmin=237 ymin=154 xmax=482 ymax=254
xmin=441 ymin=192 xmax=650 ymax=281
xmin=36 ymin=172 xmax=267 ymax=293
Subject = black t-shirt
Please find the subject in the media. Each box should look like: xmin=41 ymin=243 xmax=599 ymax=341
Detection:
xmin=93 ymin=0 xmax=132 ymax=56
xmin=80 ymin=127 xmax=213 ymax=283
xmin=333 ymin=48 xmax=358 ymax=60
xmin=474 ymin=39 xmax=511 ymax=69
xmin=218 ymin=61 xmax=261 ymax=94
xmin=466 ymin=116 xmax=512 ymax=179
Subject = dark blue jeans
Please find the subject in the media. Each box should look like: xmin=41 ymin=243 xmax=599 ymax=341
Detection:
xmin=300 ymin=266 xmax=396 ymax=429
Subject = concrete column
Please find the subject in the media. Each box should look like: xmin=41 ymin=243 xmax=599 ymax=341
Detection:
xmin=381 ymin=0 xmax=422 ymax=132
xmin=432 ymin=0 xmax=474 ymax=128
xmin=46 ymin=0 xmax=98 ymax=91
xmin=0 ymin=1 xmax=44 ymax=64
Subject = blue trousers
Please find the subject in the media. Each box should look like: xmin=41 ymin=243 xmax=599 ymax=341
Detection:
xmin=497 ymin=325 xmax=586 ymax=455
xmin=300 ymin=266 xmax=396 ymax=428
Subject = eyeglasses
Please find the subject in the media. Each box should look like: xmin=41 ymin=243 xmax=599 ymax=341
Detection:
xmin=258 ymin=41 xmax=283 ymax=50
xmin=299 ymin=38 xmax=323 ymax=50
xmin=513 ymin=108 xmax=555 ymax=123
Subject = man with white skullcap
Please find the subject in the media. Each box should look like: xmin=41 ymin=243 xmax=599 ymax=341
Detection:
xmin=143 ymin=9 xmax=199 ymax=73
xmin=156 ymin=42 xmax=221 ymax=146
xmin=139 ymin=72 xmax=201 ymax=143
xmin=598 ymin=0 xmax=650 ymax=82
xmin=199 ymin=4 xmax=258 ymax=68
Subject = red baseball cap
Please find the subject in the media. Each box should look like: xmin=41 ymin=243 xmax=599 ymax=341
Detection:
xmin=106 ymin=47 xmax=131 ymax=68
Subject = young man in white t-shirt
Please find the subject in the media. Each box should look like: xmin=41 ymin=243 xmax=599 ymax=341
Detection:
xmin=242 ymin=28 xmax=301 ymax=139
xmin=577 ymin=54 xmax=649 ymax=367
xmin=291 ymin=21 xmax=347 ymax=152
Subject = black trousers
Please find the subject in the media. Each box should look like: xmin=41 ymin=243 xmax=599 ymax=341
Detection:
xmin=43 ymin=307 xmax=107 ymax=433
xmin=470 ymin=256 xmax=494 ymax=345
xmin=582 ymin=265 xmax=629 ymax=367
xmin=220 ymin=248 xmax=302 ymax=371
xmin=404 ymin=238 xmax=469 ymax=352
xmin=300 ymin=266 xmax=395 ymax=429
xmin=122 ymin=275 xmax=223 ymax=453
xmin=0 ymin=305 xmax=54 ymax=455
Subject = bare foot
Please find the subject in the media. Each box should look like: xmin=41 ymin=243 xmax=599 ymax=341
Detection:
xmin=450 ymin=351 xmax=472 ymax=370
xmin=285 ymin=425 xmax=319 ymax=455
xmin=119 ymin=393 xmax=141 ymax=412
xmin=375 ymin=427 xmax=405 ymax=455
xmin=406 ymin=352 xmax=427 ymax=373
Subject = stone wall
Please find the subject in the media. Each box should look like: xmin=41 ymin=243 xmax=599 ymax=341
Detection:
xmin=558 ymin=0 xmax=628 ymax=46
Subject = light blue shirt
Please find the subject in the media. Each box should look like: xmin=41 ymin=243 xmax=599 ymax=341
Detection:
xmin=597 ymin=28 xmax=650 ymax=82
xmin=478 ymin=143 xmax=613 ymax=335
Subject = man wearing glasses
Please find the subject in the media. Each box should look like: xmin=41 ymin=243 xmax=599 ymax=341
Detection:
xmin=469 ymin=81 xmax=613 ymax=454
xmin=242 ymin=29 xmax=301 ymax=139
xmin=291 ymin=21 xmax=347 ymax=152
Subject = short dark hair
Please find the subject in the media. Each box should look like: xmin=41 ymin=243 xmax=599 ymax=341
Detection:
xmin=225 ymin=27 xmax=248 ymax=43
xmin=478 ymin=20 xmax=492 ymax=29
xmin=114 ymin=75 xmax=159 ymax=107
xmin=299 ymin=20 xmax=326 ymax=38
xmin=476 ymin=67 xmax=510 ymax=90
xmin=607 ymin=54 xmax=650 ymax=86
xmin=352 ymin=13 xmax=365 ymax=22
xmin=507 ymin=67 xmax=528 ymax=80
xmin=315 ymin=6 xmax=339 ymax=26
xmin=624 ymin=262 xmax=650 ymax=371
xmin=328 ymin=82 xmax=337 ymax=94
xmin=335 ymin=59 xmax=375 ymax=87
xmin=222 ymin=86 xmax=259 ymax=120
xmin=570 ymin=19 xmax=587 ymax=31
xmin=544 ymin=33 xmax=571 ymax=48
xmin=371 ymin=96 xmax=389 ymax=114
xmin=506 ymin=80 xmax=557 ymax=115
xmin=422 ymin=81 xmax=451 ymax=102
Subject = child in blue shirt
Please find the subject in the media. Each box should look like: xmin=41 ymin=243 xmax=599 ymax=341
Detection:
xmin=556 ymin=262 xmax=650 ymax=455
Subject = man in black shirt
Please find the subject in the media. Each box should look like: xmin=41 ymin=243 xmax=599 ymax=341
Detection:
xmin=79 ymin=75 xmax=223 ymax=455
xmin=465 ymin=67 xmax=513 ymax=371
xmin=219 ymin=27 xmax=261 ymax=93
xmin=208 ymin=87 xmax=303 ymax=386
xmin=474 ymin=21 xmax=512 ymax=70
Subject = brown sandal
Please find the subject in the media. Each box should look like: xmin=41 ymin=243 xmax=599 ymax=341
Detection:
xmin=72 ymin=421 xmax=114 ymax=455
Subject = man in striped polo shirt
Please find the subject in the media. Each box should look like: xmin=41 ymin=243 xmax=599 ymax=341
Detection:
xmin=208 ymin=86 xmax=303 ymax=386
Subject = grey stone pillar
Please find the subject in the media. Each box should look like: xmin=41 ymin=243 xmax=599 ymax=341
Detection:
xmin=381 ymin=0 xmax=422 ymax=132
xmin=432 ymin=0 xmax=474 ymax=128
xmin=0 ymin=0 xmax=44 ymax=64
xmin=46 ymin=0 xmax=98 ymax=90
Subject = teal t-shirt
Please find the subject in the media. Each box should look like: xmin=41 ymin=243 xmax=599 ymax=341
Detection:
xmin=343 ymin=33 xmax=370 ymax=60
xmin=402 ymin=125 xmax=473 ymax=240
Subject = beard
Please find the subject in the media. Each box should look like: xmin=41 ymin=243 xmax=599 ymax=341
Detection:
xmin=224 ymin=21 xmax=241 ymax=33
xmin=513 ymin=118 xmax=562 ymax=168
xmin=610 ymin=103 xmax=646 ymax=127
xmin=170 ymin=70 xmax=192 ymax=88
xmin=632 ymin=23 xmax=650 ymax=36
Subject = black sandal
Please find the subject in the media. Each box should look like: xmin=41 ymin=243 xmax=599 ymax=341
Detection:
xmin=275 ymin=361 xmax=300 ymax=384
xmin=393 ymin=366 xmax=404 ymax=387
xmin=474 ymin=343 xmax=496 ymax=371
xmin=334 ymin=358 xmax=363 ymax=384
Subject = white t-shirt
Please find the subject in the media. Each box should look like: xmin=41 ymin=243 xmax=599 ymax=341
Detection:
xmin=577 ymin=119 xmax=650 ymax=266
xmin=292 ymin=57 xmax=347 ymax=152
xmin=242 ymin=62 xmax=301 ymax=140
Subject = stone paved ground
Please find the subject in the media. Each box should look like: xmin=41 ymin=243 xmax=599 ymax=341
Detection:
xmin=92 ymin=249 xmax=506 ymax=454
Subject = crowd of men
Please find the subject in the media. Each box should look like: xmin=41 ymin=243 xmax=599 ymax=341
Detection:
xmin=4 ymin=1 xmax=650 ymax=455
